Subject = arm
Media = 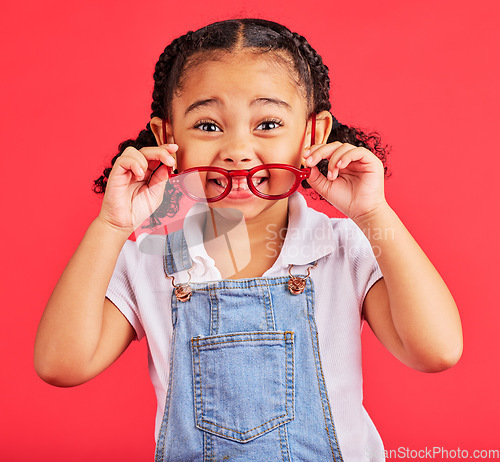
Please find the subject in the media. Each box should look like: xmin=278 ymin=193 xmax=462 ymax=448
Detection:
xmin=34 ymin=219 xmax=136 ymax=386
xmin=34 ymin=144 xmax=177 ymax=386
xmin=356 ymin=205 xmax=462 ymax=372
xmin=302 ymin=118 xmax=462 ymax=372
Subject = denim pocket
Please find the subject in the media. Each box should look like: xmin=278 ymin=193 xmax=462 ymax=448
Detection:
xmin=191 ymin=331 xmax=294 ymax=443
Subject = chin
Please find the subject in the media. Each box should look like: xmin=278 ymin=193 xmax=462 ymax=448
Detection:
xmin=208 ymin=205 xmax=245 ymax=222
xmin=209 ymin=198 xmax=287 ymax=223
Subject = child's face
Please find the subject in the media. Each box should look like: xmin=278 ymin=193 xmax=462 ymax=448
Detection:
xmin=169 ymin=52 xmax=310 ymax=218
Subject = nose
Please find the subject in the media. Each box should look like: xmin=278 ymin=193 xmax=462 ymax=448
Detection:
xmin=219 ymin=131 xmax=257 ymax=166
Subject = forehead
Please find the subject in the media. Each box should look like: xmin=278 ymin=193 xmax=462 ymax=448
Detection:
xmin=173 ymin=51 xmax=308 ymax=114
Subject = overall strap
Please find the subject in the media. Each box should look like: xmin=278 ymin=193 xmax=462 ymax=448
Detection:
xmin=163 ymin=229 xmax=194 ymax=276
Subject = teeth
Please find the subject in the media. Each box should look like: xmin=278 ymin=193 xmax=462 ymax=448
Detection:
xmin=233 ymin=178 xmax=248 ymax=190
xmin=209 ymin=175 xmax=268 ymax=191
xmin=252 ymin=176 xmax=268 ymax=187
xmin=213 ymin=178 xmax=228 ymax=188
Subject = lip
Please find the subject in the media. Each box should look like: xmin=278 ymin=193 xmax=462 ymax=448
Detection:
xmin=206 ymin=177 xmax=254 ymax=201
xmin=224 ymin=176 xmax=255 ymax=200
xmin=225 ymin=188 xmax=254 ymax=200
xmin=207 ymin=173 xmax=269 ymax=197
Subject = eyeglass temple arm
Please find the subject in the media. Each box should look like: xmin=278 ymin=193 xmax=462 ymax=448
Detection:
xmin=310 ymin=112 xmax=316 ymax=146
xmin=162 ymin=119 xmax=175 ymax=176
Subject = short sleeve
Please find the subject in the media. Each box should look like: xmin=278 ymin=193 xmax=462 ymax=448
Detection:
xmin=342 ymin=219 xmax=384 ymax=303
xmin=106 ymin=239 xmax=146 ymax=341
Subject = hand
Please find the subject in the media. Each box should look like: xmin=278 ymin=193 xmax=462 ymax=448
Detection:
xmin=98 ymin=144 xmax=178 ymax=233
xmin=303 ymin=141 xmax=387 ymax=220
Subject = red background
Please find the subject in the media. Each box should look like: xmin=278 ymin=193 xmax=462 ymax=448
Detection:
xmin=2 ymin=0 xmax=499 ymax=460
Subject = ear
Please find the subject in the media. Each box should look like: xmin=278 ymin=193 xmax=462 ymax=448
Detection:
xmin=311 ymin=110 xmax=333 ymax=145
xmin=301 ymin=111 xmax=333 ymax=165
xmin=150 ymin=116 xmax=175 ymax=146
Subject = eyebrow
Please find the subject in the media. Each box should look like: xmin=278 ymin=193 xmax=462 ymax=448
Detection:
xmin=184 ymin=97 xmax=292 ymax=116
xmin=184 ymin=98 xmax=220 ymax=116
xmin=251 ymin=97 xmax=292 ymax=111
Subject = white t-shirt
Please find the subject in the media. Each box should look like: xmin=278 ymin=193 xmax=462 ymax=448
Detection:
xmin=106 ymin=192 xmax=385 ymax=461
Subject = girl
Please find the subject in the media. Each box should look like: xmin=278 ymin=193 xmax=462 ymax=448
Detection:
xmin=35 ymin=19 xmax=462 ymax=461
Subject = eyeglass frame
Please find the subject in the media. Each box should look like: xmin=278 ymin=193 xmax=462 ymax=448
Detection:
xmin=162 ymin=113 xmax=317 ymax=202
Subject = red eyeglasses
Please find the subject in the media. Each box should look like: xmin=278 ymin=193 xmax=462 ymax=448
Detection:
xmin=163 ymin=114 xmax=316 ymax=202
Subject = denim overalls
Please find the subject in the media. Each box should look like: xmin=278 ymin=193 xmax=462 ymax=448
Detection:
xmin=154 ymin=230 xmax=344 ymax=462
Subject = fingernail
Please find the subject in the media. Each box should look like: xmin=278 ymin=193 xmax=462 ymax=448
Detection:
xmin=327 ymin=171 xmax=333 ymax=180
xmin=162 ymin=143 xmax=178 ymax=150
xmin=306 ymin=157 xmax=314 ymax=166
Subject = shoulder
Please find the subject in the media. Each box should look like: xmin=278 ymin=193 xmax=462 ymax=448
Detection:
xmin=329 ymin=216 xmax=364 ymax=237
xmin=291 ymin=193 xmax=367 ymax=243
xmin=112 ymin=233 xmax=168 ymax=281
xmin=328 ymin=217 xmax=374 ymax=255
xmin=317 ymin=218 xmax=381 ymax=292
xmin=287 ymin=194 xmax=374 ymax=263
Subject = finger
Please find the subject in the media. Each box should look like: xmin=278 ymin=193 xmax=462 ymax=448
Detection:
xmin=326 ymin=144 xmax=359 ymax=180
xmin=120 ymin=145 xmax=177 ymax=171
xmin=115 ymin=150 xmax=148 ymax=180
xmin=113 ymin=145 xmax=178 ymax=184
xmin=328 ymin=147 xmax=371 ymax=180
xmin=304 ymin=142 xmax=344 ymax=167
xmin=139 ymin=145 xmax=178 ymax=169
xmin=147 ymin=163 xmax=171 ymax=190
xmin=304 ymin=141 xmax=343 ymax=157
xmin=307 ymin=165 xmax=334 ymax=195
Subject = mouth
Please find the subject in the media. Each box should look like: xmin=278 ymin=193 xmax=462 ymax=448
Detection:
xmin=207 ymin=173 xmax=269 ymax=192
xmin=250 ymin=175 xmax=269 ymax=190
xmin=208 ymin=176 xmax=228 ymax=190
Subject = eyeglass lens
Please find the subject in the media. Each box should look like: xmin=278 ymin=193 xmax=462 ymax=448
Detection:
xmin=180 ymin=167 xmax=299 ymax=200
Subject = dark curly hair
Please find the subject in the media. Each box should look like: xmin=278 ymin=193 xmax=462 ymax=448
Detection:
xmin=93 ymin=18 xmax=391 ymax=226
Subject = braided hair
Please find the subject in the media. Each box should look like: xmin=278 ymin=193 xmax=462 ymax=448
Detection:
xmin=93 ymin=19 xmax=390 ymax=225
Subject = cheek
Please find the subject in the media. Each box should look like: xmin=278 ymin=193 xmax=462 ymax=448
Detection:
xmin=265 ymin=136 xmax=305 ymax=166
xmin=175 ymin=143 xmax=216 ymax=171
xmin=176 ymin=149 xmax=199 ymax=171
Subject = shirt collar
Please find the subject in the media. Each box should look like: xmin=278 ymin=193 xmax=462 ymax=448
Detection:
xmin=165 ymin=192 xmax=335 ymax=275
xmin=276 ymin=192 xmax=336 ymax=267
xmin=182 ymin=202 xmax=216 ymax=269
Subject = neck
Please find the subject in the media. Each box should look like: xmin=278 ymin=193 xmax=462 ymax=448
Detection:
xmin=203 ymin=200 xmax=289 ymax=279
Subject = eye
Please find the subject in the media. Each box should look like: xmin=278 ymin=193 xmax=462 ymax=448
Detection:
xmin=256 ymin=119 xmax=283 ymax=131
xmin=194 ymin=120 xmax=221 ymax=132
